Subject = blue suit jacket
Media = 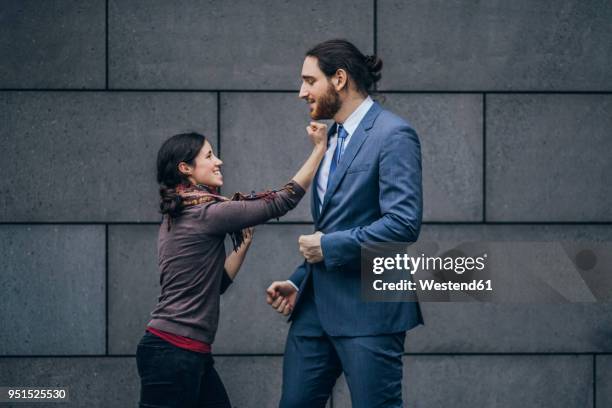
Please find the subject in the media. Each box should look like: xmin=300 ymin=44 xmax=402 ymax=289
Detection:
xmin=289 ymin=101 xmax=424 ymax=336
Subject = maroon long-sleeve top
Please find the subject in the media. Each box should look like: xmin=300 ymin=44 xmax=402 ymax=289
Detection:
xmin=147 ymin=180 xmax=305 ymax=344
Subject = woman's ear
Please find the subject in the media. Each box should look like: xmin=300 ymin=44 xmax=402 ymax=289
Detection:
xmin=177 ymin=162 xmax=192 ymax=176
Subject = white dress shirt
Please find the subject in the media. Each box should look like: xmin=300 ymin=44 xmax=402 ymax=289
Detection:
xmin=316 ymin=96 xmax=374 ymax=205
xmin=286 ymin=97 xmax=375 ymax=293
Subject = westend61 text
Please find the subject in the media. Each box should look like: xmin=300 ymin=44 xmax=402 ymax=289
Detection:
xmin=373 ymin=279 xmax=493 ymax=292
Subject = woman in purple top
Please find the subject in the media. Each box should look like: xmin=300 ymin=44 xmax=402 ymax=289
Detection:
xmin=136 ymin=122 xmax=327 ymax=408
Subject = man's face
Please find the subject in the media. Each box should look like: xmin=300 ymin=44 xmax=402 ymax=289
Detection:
xmin=299 ymin=56 xmax=341 ymax=120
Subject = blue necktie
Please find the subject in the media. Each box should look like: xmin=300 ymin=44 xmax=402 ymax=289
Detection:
xmin=327 ymin=124 xmax=349 ymax=189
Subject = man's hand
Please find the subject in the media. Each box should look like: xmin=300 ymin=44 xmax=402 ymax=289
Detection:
xmin=266 ymin=281 xmax=298 ymax=316
xmin=298 ymin=231 xmax=324 ymax=263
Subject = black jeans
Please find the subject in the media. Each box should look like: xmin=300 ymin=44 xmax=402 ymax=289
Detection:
xmin=136 ymin=331 xmax=231 ymax=408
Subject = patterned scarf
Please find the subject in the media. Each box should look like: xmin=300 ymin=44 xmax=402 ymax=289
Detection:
xmin=175 ymin=183 xmax=281 ymax=251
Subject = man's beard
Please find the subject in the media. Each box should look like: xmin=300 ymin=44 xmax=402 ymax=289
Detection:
xmin=310 ymin=82 xmax=341 ymax=120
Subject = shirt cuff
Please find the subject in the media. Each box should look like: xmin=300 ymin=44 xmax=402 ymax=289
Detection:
xmin=286 ymin=279 xmax=299 ymax=292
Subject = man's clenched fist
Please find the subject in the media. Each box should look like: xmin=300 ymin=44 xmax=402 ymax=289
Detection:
xmin=266 ymin=281 xmax=298 ymax=316
xmin=298 ymin=231 xmax=324 ymax=263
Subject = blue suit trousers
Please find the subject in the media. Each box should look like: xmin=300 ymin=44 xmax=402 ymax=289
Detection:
xmin=280 ymin=284 xmax=405 ymax=408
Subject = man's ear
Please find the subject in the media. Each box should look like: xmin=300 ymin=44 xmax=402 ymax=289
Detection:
xmin=334 ymin=69 xmax=348 ymax=92
xmin=178 ymin=162 xmax=192 ymax=176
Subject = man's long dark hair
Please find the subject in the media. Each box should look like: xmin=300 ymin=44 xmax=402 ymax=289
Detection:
xmin=306 ymin=39 xmax=383 ymax=94
xmin=156 ymin=132 xmax=206 ymax=219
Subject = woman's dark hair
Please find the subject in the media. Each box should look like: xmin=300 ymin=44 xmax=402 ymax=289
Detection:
xmin=156 ymin=132 xmax=206 ymax=219
xmin=306 ymin=39 xmax=383 ymax=94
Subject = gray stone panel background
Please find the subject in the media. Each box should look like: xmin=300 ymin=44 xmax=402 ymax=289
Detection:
xmin=0 ymin=357 xmax=139 ymax=407
xmin=334 ymin=355 xmax=593 ymax=407
xmin=0 ymin=1 xmax=105 ymax=89
xmin=0 ymin=225 xmax=105 ymax=355
xmin=378 ymin=0 xmax=612 ymax=91
xmin=2 ymin=0 xmax=611 ymax=406
xmin=487 ymin=94 xmax=612 ymax=221
xmin=214 ymin=357 xmax=285 ymax=408
xmin=0 ymin=92 xmax=217 ymax=222
xmin=597 ymin=355 xmax=612 ymax=407
xmin=109 ymin=0 xmax=373 ymax=89
xmin=410 ymin=225 xmax=612 ymax=353
xmin=108 ymin=225 xmax=160 ymax=355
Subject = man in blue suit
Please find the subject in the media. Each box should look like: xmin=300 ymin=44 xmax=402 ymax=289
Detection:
xmin=266 ymin=39 xmax=423 ymax=407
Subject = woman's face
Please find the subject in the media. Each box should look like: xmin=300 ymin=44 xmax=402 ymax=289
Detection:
xmin=180 ymin=140 xmax=223 ymax=187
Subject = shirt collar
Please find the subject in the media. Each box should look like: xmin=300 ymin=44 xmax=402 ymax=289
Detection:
xmin=338 ymin=96 xmax=374 ymax=136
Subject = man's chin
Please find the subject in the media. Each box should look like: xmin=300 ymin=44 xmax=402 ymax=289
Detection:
xmin=309 ymin=110 xmax=329 ymax=121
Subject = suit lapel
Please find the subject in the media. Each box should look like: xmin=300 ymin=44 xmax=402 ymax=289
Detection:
xmin=319 ymin=102 xmax=382 ymax=219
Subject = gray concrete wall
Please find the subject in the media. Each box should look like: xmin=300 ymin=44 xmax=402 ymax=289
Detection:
xmin=1 ymin=0 xmax=611 ymax=406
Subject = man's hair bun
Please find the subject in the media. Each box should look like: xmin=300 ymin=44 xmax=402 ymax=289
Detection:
xmin=364 ymin=55 xmax=383 ymax=83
